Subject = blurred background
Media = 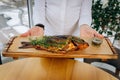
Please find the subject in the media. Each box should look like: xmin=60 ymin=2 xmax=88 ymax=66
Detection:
xmin=0 ymin=0 xmax=31 ymax=63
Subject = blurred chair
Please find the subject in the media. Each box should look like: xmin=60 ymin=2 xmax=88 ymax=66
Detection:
xmin=0 ymin=59 xmax=1 ymax=64
xmin=0 ymin=42 xmax=4 ymax=65
xmin=0 ymin=53 xmax=2 ymax=64
xmin=84 ymin=47 xmax=120 ymax=79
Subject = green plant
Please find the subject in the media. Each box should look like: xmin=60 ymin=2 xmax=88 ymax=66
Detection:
xmin=92 ymin=0 xmax=120 ymax=38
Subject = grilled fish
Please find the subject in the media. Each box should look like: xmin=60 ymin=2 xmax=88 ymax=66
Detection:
xmin=29 ymin=35 xmax=89 ymax=53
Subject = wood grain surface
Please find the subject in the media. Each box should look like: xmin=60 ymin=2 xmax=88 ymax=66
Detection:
xmin=0 ymin=58 xmax=118 ymax=80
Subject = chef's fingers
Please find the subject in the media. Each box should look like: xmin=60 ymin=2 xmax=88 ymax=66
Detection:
xmin=20 ymin=31 xmax=30 ymax=37
xmin=94 ymin=33 xmax=104 ymax=39
xmin=29 ymin=27 xmax=44 ymax=36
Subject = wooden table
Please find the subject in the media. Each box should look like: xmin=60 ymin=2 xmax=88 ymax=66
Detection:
xmin=2 ymin=37 xmax=118 ymax=59
xmin=0 ymin=58 xmax=118 ymax=80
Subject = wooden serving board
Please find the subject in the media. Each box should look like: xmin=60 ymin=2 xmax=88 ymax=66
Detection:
xmin=2 ymin=36 xmax=118 ymax=59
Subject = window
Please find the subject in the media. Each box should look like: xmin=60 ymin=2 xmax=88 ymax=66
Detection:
xmin=0 ymin=0 xmax=31 ymax=44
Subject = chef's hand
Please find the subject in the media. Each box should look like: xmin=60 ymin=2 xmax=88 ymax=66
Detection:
xmin=20 ymin=26 xmax=44 ymax=37
xmin=80 ymin=24 xmax=103 ymax=38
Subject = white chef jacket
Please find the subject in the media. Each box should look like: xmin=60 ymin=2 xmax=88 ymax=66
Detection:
xmin=33 ymin=0 xmax=92 ymax=36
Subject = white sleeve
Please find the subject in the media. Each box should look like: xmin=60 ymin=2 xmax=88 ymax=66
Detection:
xmin=33 ymin=0 xmax=45 ymax=25
xmin=79 ymin=0 xmax=92 ymax=26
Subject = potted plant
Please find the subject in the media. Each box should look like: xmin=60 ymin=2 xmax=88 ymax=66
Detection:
xmin=92 ymin=0 xmax=120 ymax=38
